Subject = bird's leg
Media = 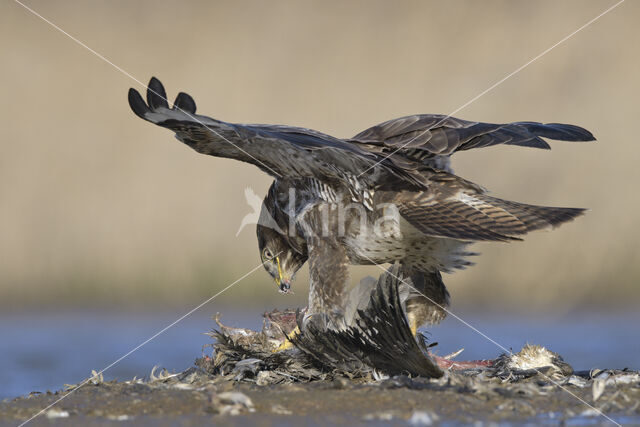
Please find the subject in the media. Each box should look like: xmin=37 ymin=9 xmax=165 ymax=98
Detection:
xmin=300 ymin=203 xmax=351 ymax=328
xmin=306 ymin=234 xmax=350 ymax=329
xmin=272 ymin=205 xmax=350 ymax=353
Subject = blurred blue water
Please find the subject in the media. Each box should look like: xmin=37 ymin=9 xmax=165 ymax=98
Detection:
xmin=1 ymin=309 xmax=638 ymax=400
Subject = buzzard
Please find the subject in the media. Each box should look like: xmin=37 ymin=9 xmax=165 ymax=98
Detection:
xmin=129 ymin=78 xmax=593 ymax=344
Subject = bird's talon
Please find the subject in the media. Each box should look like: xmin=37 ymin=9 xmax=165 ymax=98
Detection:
xmin=272 ymin=326 xmax=300 ymax=352
xmin=273 ymin=340 xmax=294 ymax=352
xmin=409 ymin=318 xmax=418 ymax=337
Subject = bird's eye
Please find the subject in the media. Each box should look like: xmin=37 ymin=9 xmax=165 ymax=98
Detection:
xmin=263 ymin=248 xmax=273 ymax=260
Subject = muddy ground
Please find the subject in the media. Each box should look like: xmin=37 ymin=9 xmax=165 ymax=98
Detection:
xmin=2 ymin=360 xmax=640 ymax=426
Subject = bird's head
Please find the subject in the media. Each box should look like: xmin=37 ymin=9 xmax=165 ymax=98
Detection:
xmin=257 ymin=224 xmax=307 ymax=294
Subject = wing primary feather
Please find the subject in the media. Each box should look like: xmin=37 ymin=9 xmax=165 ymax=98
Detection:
xmin=128 ymin=88 xmax=150 ymax=119
xmin=174 ymin=92 xmax=197 ymax=114
xmin=350 ymin=115 xmax=594 ymax=168
xmin=517 ymin=122 xmax=596 ymax=141
xmin=147 ymin=77 xmax=169 ymax=110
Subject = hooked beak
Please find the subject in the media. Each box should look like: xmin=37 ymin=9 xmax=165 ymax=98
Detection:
xmin=274 ymin=256 xmax=292 ymax=294
xmin=278 ymin=278 xmax=291 ymax=294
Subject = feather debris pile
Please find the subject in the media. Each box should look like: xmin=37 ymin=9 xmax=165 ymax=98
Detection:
xmin=198 ymin=266 xmax=590 ymax=385
xmin=199 ymin=265 xmax=441 ymax=383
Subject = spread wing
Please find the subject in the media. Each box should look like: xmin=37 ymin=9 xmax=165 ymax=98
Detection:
xmin=128 ymin=78 xmax=425 ymax=193
xmin=350 ymin=114 xmax=595 ymax=162
xmin=395 ymin=172 xmax=585 ymax=242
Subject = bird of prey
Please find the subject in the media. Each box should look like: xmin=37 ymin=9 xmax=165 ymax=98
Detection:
xmin=129 ymin=77 xmax=593 ymax=341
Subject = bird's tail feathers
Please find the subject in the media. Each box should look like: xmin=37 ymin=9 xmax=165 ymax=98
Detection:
xmin=399 ymin=193 xmax=585 ymax=242
xmin=477 ymin=195 xmax=585 ymax=235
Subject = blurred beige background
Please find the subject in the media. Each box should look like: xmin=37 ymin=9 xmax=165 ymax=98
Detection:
xmin=1 ymin=0 xmax=637 ymax=313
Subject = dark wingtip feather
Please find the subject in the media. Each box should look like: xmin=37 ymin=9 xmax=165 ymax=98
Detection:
xmin=546 ymin=123 xmax=596 ymax=142
xmin=520 ymin=122 xmax=596 ymax=142
xmin=128 ymin=88 xmax=149 ymax=119
xmin=146 ymin=77 xmax=169 ymax=110
xmin=173 ymin=92 xmax=196 ymax=114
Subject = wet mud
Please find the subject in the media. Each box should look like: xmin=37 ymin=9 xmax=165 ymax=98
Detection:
xmin=2 ymin=363 xmax=639 ymax=426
